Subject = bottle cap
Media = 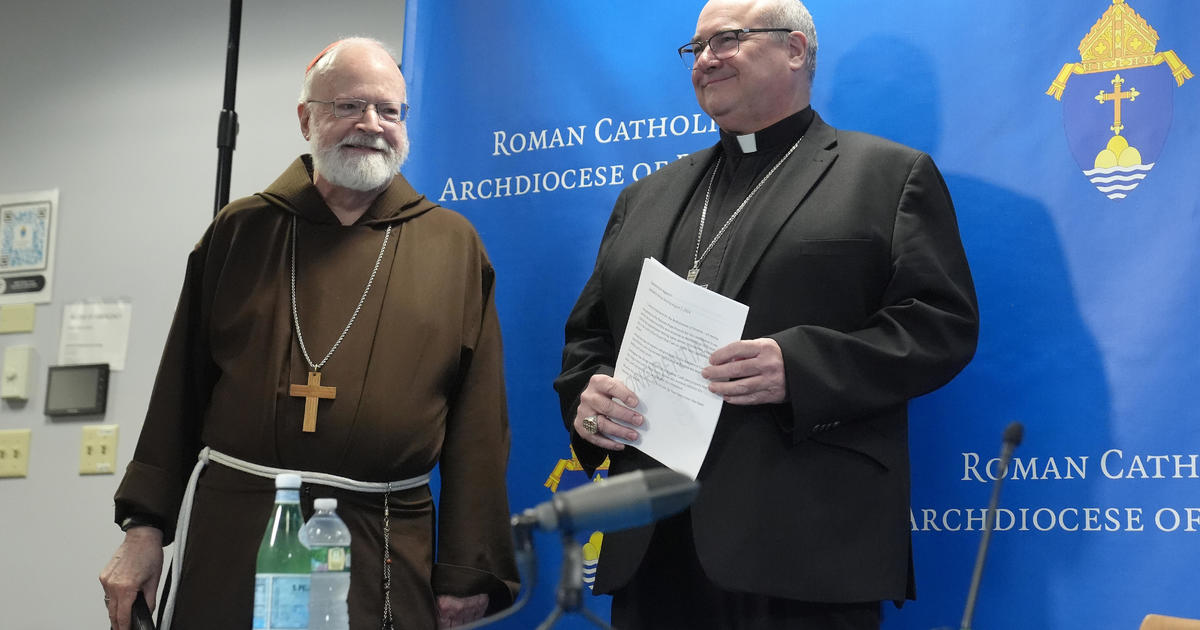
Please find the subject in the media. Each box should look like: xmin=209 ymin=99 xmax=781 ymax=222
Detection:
xmin=314 ymin=497 xmax=338 ymax=511
xmin=275 ymin=473 xmax=302 ymax=489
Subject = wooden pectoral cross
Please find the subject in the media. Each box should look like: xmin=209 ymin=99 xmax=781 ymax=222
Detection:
xmin=289 ymin=371 xmax=336 ymax=432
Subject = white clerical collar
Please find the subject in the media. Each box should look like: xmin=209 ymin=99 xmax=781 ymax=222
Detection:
xmin=736 ymin=133 xmax=758 ymax=153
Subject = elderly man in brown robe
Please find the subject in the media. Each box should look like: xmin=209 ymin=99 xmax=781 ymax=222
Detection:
xmin=100 ymin=37 xmax=518 ymax=630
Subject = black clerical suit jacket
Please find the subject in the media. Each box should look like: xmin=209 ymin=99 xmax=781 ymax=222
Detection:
xmin=555 ymin=112 xmax=979 ymax=604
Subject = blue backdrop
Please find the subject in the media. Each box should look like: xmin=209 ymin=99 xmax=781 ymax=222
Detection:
xmin=400 ymin=2 xmax=1200 ymax=628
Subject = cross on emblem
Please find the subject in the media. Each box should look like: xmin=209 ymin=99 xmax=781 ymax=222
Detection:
xmin=289 ymin=371 xmax=336 ymax=432
xmin=1095 ymin=73 xmax=1139 ymax=135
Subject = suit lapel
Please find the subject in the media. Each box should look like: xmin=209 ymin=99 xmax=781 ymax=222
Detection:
xmin=634 ymin=147 xmax=719 ymax=263
xmin=718 ymin=115 xmax=839 ymax=299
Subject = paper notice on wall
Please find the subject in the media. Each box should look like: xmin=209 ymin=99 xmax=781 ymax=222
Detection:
xmin=610 ymin=257 xmax=748 ymax=479
xmin=58 ymin=299 xmax=133 ymax=370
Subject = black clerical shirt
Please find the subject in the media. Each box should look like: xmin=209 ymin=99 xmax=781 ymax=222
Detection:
xmin=665 ymin=107 xmax=815 ymax=292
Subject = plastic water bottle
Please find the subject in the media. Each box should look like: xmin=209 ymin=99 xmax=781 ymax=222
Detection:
xmin=300 ymin=497 xmax=351 ymax=630
xmin=253 ymin=473 xmax=310 ymax=629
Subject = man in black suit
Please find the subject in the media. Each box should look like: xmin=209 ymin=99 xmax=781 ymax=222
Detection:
xmin=554 ymin=0 xmax=979 ymax=628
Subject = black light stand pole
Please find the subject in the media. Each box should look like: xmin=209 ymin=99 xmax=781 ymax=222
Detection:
xmin=156 ymin=5 xmax=243 ymax=622
xmin=213 ymin=0 xmax=243 ymax=215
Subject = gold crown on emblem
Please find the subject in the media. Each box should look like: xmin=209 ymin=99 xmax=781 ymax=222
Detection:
xmin=1047 ymin=0 xmax=1192 ymax=100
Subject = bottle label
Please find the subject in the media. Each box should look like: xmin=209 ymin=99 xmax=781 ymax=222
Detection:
xmin=310 ymin=546 xmax=351 ymax=572
xmin=327 ymin=547 xmax=347 ymax=571
xmin=252 ymin=573 xmax=310 ymax=629
xmin=253 ymin=577 xmax=267 ymax=628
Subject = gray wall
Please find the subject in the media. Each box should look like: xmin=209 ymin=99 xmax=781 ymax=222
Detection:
xmin=0 ymin=2 xmax=404 ymax=627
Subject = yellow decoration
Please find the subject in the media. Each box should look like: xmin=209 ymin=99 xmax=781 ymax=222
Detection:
xmin=544 ymin=446 xmax=610 ymax=493
xmin=1094 ymin=74 xmax=1139 ymax=134
xmin=1093 ymin=135 xmax=1144 ymax=169
xmin=544 ymin=450 xmax=610 ymax=587
xmin=1094 ymin=151 xmax=1118 ymax=169
xmin=1046 ymin=0 xmax=1192 ymax=100
xmin=582 ymin=531 xmax=604 ymax=561
xmin=1118 ymin=146 xmax=1143 ymax=167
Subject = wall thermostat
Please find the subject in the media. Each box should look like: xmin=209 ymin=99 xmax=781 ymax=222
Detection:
xmin=44 ymin=363 xmax=110 ymax=416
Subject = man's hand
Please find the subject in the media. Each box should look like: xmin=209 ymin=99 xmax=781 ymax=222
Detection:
xmin=437 ymin=593 xmax=489 ymax=628
xmin=99 ymin=526 xmax=164 ymax=630
xmin=573 ymin=373 xmax=643 ymax=450
xmin=702 ymin=338 xmax=788 ymax=405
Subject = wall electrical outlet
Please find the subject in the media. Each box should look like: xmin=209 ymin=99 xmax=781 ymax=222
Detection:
xmin=80 ymin=424 xmax=119 ymax=475
xmin=0 ymin=429 xmax=32 ymax=478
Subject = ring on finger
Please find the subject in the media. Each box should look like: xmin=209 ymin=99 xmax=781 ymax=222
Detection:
xmin=581 ymin=415 xmax=600 ymax=435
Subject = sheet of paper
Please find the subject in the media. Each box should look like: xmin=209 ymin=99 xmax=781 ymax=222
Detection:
xmin=58 ymin=299 xmax=133 ymax=370
xmin=611 ymin=257 xmax=749 ymax=479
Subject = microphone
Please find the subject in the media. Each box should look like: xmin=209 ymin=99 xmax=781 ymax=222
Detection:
xmin=514 ymin=468 xmax=699 ymax=535
xmin=454 ymin=469 xmax=698 ymax=630
xmin=959 ymin=421 xmax=1024 ymax=630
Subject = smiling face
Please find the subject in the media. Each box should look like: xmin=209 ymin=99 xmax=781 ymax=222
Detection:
xmin=691 ymin=0 xmax=810 ymax=134
xmin=299 ymin=42 xmax=409 ymax=192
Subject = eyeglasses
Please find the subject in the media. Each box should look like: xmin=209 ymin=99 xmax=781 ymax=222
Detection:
xmin=678 ymin=28 xmax=792 ymax=69
xmin=307 ymin=98 xmax=410 ymax=123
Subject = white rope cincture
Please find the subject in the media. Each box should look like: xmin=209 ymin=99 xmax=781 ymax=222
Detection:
xmin=158 ymin=447 xmax=430 ymax=630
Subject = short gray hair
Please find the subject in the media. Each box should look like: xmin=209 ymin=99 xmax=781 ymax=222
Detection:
xmin=298 ymin=36 xmax=400 ymax=104
xmin=760 ymin=0 xmax=818 ymax=81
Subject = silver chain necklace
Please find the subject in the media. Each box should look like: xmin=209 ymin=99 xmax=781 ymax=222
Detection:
xmin=687 ymin=136 xmax=804 ymax=283
xmin=289 ymin=215 xmax=392 ymax=371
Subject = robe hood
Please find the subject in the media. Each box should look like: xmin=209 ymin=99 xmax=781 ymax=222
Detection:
xmin=255 ymin=155 xmax=439 ymax=226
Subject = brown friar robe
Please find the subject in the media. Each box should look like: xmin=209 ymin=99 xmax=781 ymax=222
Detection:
xmin=114 ymin=156 xmax=519 ymax=630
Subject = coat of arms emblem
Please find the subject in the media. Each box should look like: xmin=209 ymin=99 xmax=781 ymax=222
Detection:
xmin=1047 ymin=0 xmax=1191 ymax=200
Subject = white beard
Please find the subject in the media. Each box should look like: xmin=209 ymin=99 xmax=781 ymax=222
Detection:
xmin=310 ymin=131 xmax=409 ymax=192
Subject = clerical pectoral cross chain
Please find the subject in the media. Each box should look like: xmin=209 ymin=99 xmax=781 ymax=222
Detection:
xmin=288 ymin=216 xmax=392 ymax=432
xmin=688 ymin=136 xmax=804 ymax=283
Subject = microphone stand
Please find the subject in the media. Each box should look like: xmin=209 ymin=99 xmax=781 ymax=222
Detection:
xmin=464 ymin=468 xmax=699 ymax=629
xmin=156 ymin=5 xmax=242 ymax=614
xmin=535 ymin=532 xmax=615 ymax=630
xmin=959 ymin=422 xmax=1023 ymax=630
xmin=213 ymin=0 xmax=242 ymax=215
xmin=456 ymin=524 xmax=613 ymax=630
